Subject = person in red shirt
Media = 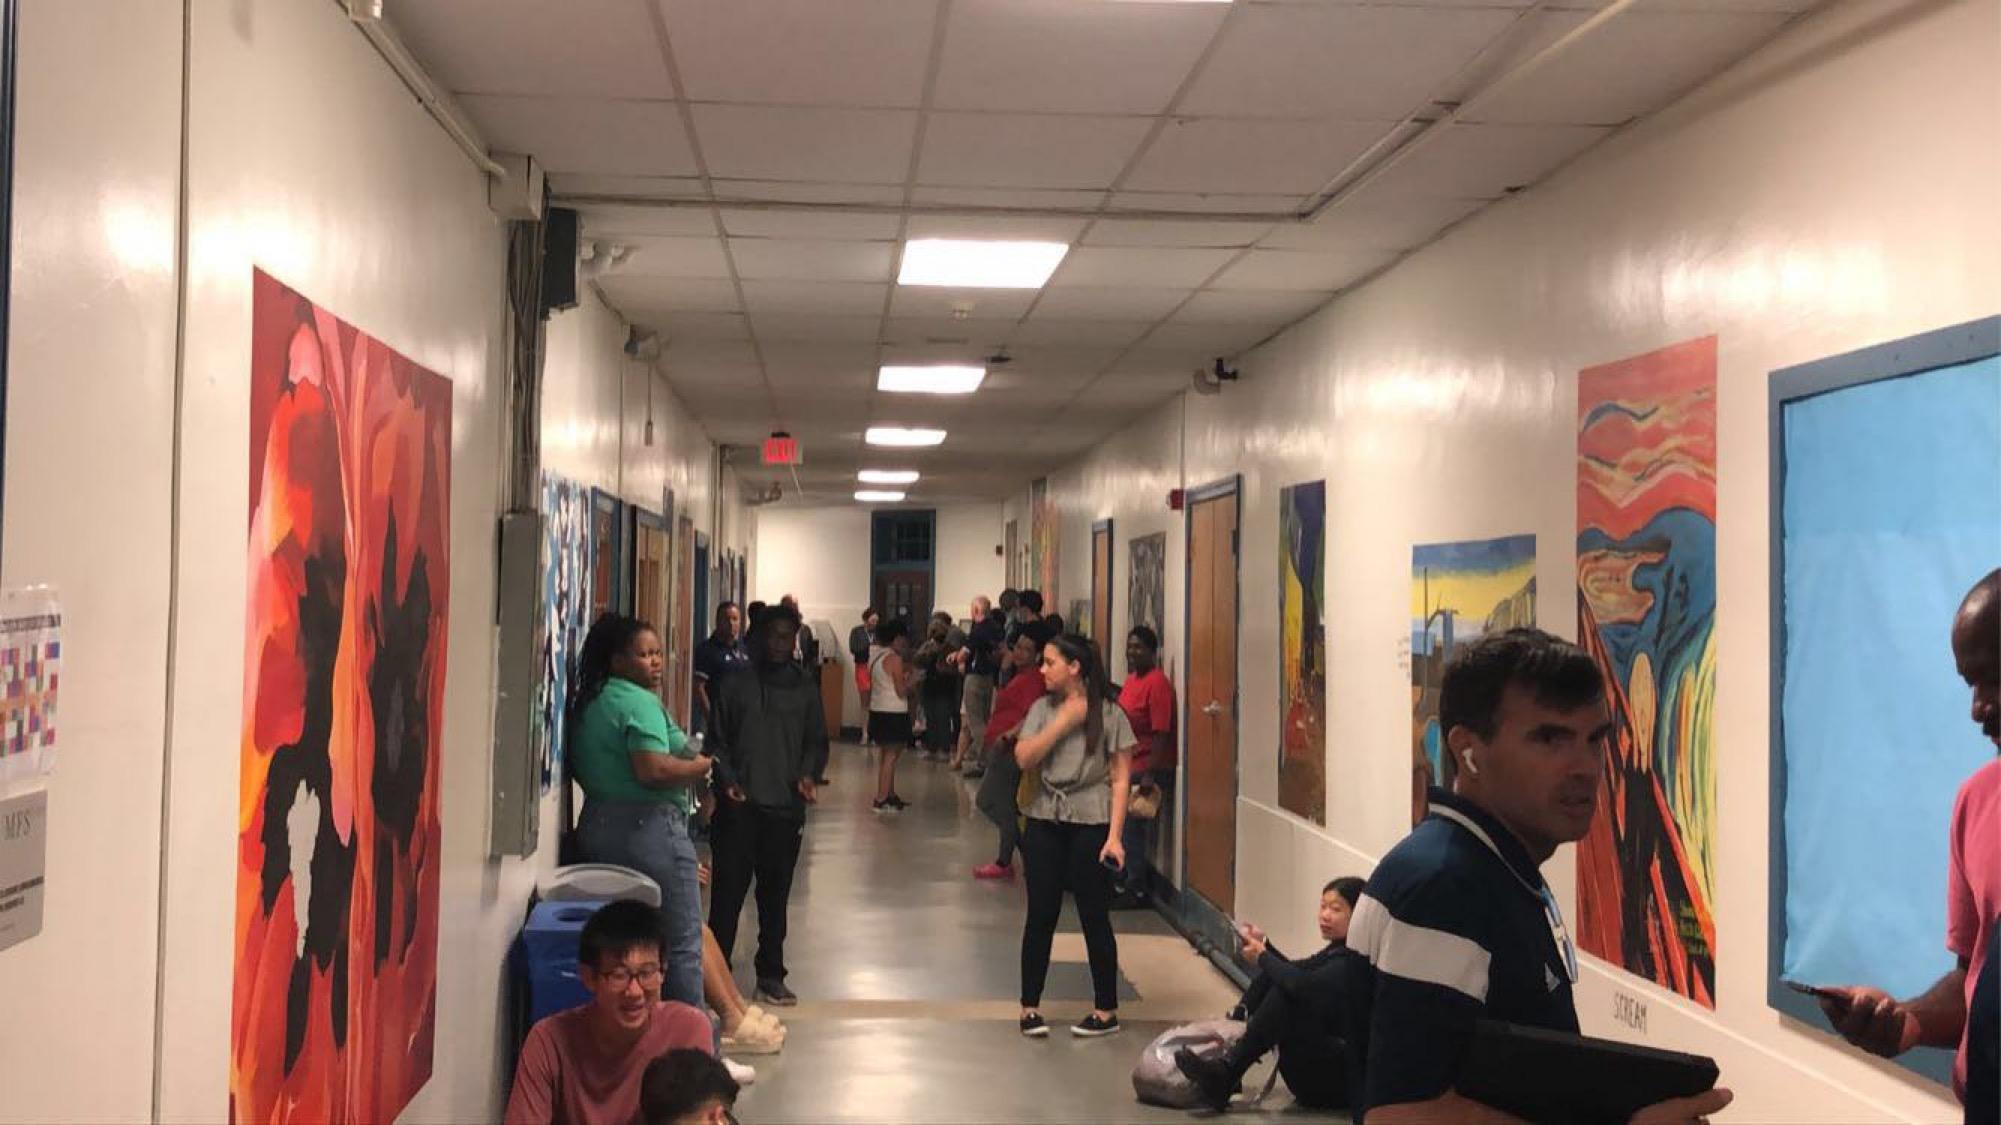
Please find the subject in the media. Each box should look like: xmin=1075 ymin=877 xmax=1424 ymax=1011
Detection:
xmin=1821 ymin=567 xmax=2000 ymax=1113
xmin=506 ymin=900 xmax=715 ymax=1125
xmin=972 ymin=625 xmax=1054 ymax=879
xmin=1115 ymin=626 xmax=1177 ymax=908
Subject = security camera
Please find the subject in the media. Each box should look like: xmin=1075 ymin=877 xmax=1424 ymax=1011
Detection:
xmin=988 ymin=347 xmax=1012 ymax=365
xmin=1212 ymin=357 xmax=1239 ymax=382
xmin=624 ymin=327 xmax=662 ymax=362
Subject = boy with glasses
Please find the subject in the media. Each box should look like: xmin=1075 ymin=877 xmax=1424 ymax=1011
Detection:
xmin=505 ymin=900 xmax=714 ymax=1125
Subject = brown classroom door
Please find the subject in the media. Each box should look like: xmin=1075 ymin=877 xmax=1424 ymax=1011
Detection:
xmin=1185 ymin=489 xmax=1239 ymax=916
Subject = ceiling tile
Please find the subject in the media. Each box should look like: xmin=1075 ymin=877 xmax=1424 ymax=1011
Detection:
xmin=879 ymin=318 xmax=1015 ymax=349
xmin=761 ymin=341 xmax=879 ymax=376
xmin=728 ymin=239 xmax=895 ymax=283
xmin=1083 ymin=219 xmax=1273 ymax=248
xmin=1211 ymin=249 xmax=1396 ymax=292
xmin=580 ymin=204 xmax=720 ymax=238
xmin=935 ymin=0 xmax=1228 ymax=114
xmin=691 ymin=105 xmax=918 ymax=183
xmin=998 ymin=345 xmax=1125 ymax=377
xmin=598 ymin=275 xmax=740 ymax=312
xmin=889 ymin=286 xmax=1038 ymax=321
xmin=392 ymin=0 xmax=673 ymax=99
xmin=713 ymin=180 xmax=908 ymax=206
xmin=664 ymin=339 xmax=758 ymax=367
xmin=664 ymin=362 xmax=765 ymax=392
xmin=602 ymin=236 xmax=731 ymax=279
xmin=902 ymin=210 xmax=1093 ymax=243
xmin=461 ymin=96 xmax=697 ymax=176
xmin=1172 ymin=289 xmax=1330 ymax=326
xmin=1257 ymin=191 xmax=1486 ymax=251
xmin=750 ymin=313 xmax=885 ymax=343
xmin=1462 ymin=9 xmax=1796 ymax=126
xmin=548 ymin=174 xmax=705 ymax=199
xmin=739 ymin=280 xmax=888 ymax=316
xmin=1375 ymin=123 xmax=1613 ymax=199
xmin=644 ymin=311 xmax=752 ymax=340
xmin=917 ymin=114 xmax=1153 ymax=191
xmin=1106 ymin=191 xmax=1308 ymax=216
xmin=1180 ymin=5 xmax=1521 ymax=121
xmin=1031 ymin=286 xmax=1192 ymax=321
xmin=1004 ymin=320 xmax=1155 ymax=349
xmin=1135 ymin=321 xmax=1274 ymax=356
xmin=1049 ymin=247 xmax=1238 ymax=289
xmin=719 ymin=209 xmax=903 ymax=240
xmin=659 ymin=0 xmax=938 ymax=107
xmin=1124 ymin=119 xmax=1388 ymax=195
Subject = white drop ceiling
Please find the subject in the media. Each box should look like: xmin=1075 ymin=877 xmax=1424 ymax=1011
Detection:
xmin=390 ymin=0 xmax=1815 ymax=504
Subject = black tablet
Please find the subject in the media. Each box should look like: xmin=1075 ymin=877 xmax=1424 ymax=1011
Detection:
xmin=1458 ymin=1019 xmax=1720 ymax=1125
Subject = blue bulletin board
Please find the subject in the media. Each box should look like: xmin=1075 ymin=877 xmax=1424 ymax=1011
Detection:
xmin=1768 ymin=317 xmax=2001 ymax=1086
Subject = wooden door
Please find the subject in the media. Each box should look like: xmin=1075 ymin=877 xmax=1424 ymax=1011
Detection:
xmin=1185 ymin=488 xmax=1239 ymax=915
xmin=1091 ymin=520 xmax=1113 ymax=655
xmin=871 ymin=569 xmax=931 ymax=627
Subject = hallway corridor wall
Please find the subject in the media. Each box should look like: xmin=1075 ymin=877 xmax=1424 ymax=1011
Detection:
xmin=1020 ymin=2 xmax=1996 ymax=1121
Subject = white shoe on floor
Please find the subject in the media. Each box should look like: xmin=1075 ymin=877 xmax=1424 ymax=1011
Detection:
xmin=724 ymin=1057 xmax=757 ymax=1086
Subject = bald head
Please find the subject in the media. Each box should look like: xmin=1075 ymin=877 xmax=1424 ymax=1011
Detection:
xmin=1951 ymin=568 xmax=2000 ymax=748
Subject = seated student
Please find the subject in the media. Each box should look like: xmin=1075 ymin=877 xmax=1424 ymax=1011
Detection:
xmin=637 ymin=1048 xmax=741 ymax=1125
xmin=1176 ymin=877 xmax=1366 ymax=1111
xmin=505 ymin=899 xmax=714 ymax=1125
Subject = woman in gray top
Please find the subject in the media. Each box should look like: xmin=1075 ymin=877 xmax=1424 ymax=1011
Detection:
xmin=1011 ymin=632 xmax=1137 ymax=1040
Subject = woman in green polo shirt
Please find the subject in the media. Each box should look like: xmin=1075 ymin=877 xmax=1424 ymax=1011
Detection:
xmin=567 ymin=613 xmax=713 ymax=1009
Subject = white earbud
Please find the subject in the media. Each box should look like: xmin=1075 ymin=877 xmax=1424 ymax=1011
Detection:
xmin=1460 ymin=748 xmax=1480 ymax=777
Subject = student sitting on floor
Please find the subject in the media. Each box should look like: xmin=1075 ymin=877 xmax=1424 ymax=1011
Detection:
xmin=638 ymin=1048 xmax=741 ymax=1125
xmin=1174 ymin=877 xmax=1367 ymax=1112
xmin=505 ymin=900 xmax=714 ymax=1125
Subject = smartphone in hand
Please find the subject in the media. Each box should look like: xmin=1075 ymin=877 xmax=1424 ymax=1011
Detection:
xmin=1784 ymin=980 xmax=1849 ymax=1007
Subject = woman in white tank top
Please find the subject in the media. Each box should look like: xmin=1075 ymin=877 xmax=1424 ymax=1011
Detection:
xmin=866 ymin=619 xmax=915 ymax=812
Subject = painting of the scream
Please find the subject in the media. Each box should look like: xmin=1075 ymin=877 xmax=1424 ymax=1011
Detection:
xmin=1575 ymin=335 xmax=1717 ymax=1007
xmin=235 ymin=270 xmax=450 ymax=1120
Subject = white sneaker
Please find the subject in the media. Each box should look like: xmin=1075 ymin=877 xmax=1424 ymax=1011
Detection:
xmin=724 ymin=1057 xmax=757 ymax=1086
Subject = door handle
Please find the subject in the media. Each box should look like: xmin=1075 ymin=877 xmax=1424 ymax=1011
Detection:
xmin=1202 ymin=701 xmax=1224 ymax=717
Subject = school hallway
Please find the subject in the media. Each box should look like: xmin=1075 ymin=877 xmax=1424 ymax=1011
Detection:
xmin=712 ymin=740 xmax=1349 ymax=1124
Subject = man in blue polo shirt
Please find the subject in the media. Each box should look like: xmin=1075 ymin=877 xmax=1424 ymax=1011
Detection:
xmin=1347 ymin=628 xmax=1734 ymax=1124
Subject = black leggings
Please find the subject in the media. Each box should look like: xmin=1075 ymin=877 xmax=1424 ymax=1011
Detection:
xmin=1019 ymin=817 xmax=1120 ymax=1011
xmin=1231 ymin=982 xmax=1348 ymax=1109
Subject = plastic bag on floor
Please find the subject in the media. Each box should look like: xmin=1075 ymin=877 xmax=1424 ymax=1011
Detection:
xmin=1131 ymin=1019 xmax=1245 ymax=1108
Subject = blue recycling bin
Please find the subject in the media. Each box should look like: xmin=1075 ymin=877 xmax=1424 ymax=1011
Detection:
xmin=513 ymin=898 xmax=603 ymax=1030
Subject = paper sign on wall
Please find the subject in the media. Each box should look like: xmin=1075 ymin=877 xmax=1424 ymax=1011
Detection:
xmin=0 ymin=587 xmax=61 ymax=788
xmin=0 ymin=789 xmax=48 ymax=953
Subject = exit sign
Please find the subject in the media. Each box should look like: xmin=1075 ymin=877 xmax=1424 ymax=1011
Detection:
xmin=762 ymin=432 xmax=800 ymax=465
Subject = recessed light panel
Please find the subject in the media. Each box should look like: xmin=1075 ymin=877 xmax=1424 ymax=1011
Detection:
xmin=879 ymin=364 xmax=986 ymax=394
xmin=865 ymin=427 xmax=948 ymax=447
xmin=898 ymin=239 xmax=1069 ymax=289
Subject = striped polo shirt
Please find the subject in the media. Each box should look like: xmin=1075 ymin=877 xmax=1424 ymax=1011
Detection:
xmin=1345 ymin=787 xmax=1581 ymax=1122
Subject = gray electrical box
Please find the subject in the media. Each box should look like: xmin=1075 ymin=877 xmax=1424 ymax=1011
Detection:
xmin=490 ymin=509 xmax=544 ymax=858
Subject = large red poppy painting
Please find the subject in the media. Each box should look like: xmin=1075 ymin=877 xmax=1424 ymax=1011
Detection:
xmin=234 ymin=270 xmax=451 ymax=1122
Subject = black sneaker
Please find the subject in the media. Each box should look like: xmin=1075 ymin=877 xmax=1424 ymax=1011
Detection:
xmin=885 ymin=794 xmax=911 ymax=810
xmin=1173 ymin=1047 xmax=1240 ymax=1111
xmin=755 ymin=978 xmax=798 ymax=1007
xmin=872 ymin=798 xmax=897 ymax=814
xmin=1019 ymin=1012 xmax=1049 ymax=1038
xmin=1071 ymin=1012 xmax=1122 ymax=1038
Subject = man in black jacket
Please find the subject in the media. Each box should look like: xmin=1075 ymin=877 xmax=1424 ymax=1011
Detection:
xmin=707 ymin=603 xmax=830 ymax=1009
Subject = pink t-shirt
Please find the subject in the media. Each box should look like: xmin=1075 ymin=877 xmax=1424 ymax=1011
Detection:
xmin=503 ymin=1001 xmax=713 ymax=1125
xmin=1947 ymin=757 xmax=2001 ymax=1098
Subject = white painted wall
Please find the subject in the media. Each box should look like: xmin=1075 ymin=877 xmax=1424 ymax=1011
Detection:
xmin=1037 ymin=3 xmax=1992 ymax=1121
xmin=755 ymin=502 xmax=1004 ymax=727
xmin=0 ymin=3 xmax=745 ymax=1121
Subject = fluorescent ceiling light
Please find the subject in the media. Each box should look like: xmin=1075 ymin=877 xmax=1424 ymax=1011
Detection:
xmin=859 ymin=469 xmax=921 ymax=485
xmin=898 ymin=239 xmax=1069 ymax=289
xmin=878 ymin=364 xmax=986 ymax=395
xmin=855 ymin=490 xmax=907 ymax=503
xmin=866 ymin=427 xmax=948 ymax=447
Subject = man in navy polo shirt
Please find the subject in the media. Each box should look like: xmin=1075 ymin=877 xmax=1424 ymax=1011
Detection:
xmin=1347 ymin=628 xmax=1734 ymax=1124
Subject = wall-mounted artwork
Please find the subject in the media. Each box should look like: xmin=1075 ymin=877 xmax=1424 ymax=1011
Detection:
xmin=589 ymin=489 xmax=626 ymax=620
xmin=1030 ymin=477 xmax=1058 ymax=608
xmin=237 ymin=270 xmax=449 ymax=1121
xmin=1278 ymin=480 xmax=1326 ymax=826
xmin=1576 ymin=335 xmax=1718 ymax=1008
xmin=537 ymin=472 xmax=592 ymax=792
xmin=1129 ymin=532 xmax=1166 ymax=644
xmin=1005 ymin=519 xmax=1020 ymax=589
xmin=630 ymin=507 xmax=671 ymax=712
xmin=1767 ymin=317 xmax=2000 ymax=1087
xmin=1410 ymin=535 xmax=1537 ymax=822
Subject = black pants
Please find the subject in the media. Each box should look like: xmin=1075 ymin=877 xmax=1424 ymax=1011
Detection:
xmin=1230 ymin=982 xmax=1348 ymax=1109
xmin=706 ymin=800 xmax=805 ymax=984
xmin=976 ymin=746 xmax=1023 ymax=865
xmin=1019 ymin=817 xmax=1120 ymax=1011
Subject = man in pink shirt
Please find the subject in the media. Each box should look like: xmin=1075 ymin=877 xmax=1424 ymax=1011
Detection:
xmin=1823 ymin=567 xmax=1999 ymax=1107
xmin=506 ymin=899 xmax=715 ymax=1125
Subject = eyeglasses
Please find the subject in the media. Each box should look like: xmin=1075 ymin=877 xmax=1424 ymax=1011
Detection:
xmin=594 ymin=962 xmax=665 ymax=989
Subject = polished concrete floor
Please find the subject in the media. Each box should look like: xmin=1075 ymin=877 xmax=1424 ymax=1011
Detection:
xmin=708 ymin=741 xmax=1350 ymax=1123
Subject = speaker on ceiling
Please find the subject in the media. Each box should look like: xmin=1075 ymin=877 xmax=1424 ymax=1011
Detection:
xmin=541 ymin=207 xmax=579 ymax=316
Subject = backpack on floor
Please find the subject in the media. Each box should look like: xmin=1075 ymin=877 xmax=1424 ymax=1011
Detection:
xmin=1131 ymin=1019 xmax=1245 ymax=1108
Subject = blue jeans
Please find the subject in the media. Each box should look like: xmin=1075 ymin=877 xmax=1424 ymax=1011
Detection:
xmin=574 ymin=797 xmax=705 ymax=1009
xmin=1120 ymin=770 xmax=1173 ymax=896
